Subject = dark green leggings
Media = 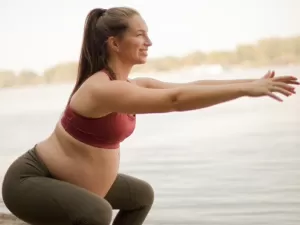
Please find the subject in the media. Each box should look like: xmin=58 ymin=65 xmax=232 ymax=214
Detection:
xmin=1 ymin=147 xmax=154 ymax=225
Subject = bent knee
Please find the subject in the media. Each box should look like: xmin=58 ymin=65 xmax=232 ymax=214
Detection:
xmin=73 ymin=199 xmax=113 ymax=225
xmin=134 ymin=179 xmax=155 ymax=207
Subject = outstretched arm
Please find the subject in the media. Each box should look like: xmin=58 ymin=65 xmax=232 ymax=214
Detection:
xmin=85 ymin=73 xmax=296 ymax=116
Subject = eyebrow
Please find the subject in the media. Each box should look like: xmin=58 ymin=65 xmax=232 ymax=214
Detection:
xmin=136 ymin=29 xmax=148 ymax=33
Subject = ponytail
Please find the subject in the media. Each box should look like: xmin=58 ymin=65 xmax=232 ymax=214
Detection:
xmin=69 ymin=8 xmax=107 ymax=100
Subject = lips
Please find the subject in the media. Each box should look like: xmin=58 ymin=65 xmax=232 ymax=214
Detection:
xmin=140 ymin=50 xmax=148 ymax=56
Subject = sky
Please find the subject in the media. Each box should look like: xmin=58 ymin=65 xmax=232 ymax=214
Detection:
xmin=0 ymin=0 xmax=299 ymax=73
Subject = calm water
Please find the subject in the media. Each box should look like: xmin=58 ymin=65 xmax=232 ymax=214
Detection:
xmin=0 ymin=66 xmax=299 ymax=225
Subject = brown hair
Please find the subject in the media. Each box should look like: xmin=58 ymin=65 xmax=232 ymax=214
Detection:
xmin=69 ymin=7 xmax=138 ymax=98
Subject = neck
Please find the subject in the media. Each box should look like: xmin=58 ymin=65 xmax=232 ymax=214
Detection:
xmin=107 ymin=58 xmax=133 ymax=81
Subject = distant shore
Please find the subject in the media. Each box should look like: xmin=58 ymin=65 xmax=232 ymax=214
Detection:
xmin=1 ymin=35 xmax=300 ymax=88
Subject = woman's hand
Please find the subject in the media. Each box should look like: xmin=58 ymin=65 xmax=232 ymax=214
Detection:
xmin=261 ymin=70 xmax=300 ymax=85
xmin=245 ymin=72 xmax=298 ymax=102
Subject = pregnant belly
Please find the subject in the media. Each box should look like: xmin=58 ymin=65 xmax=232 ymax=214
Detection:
xmin=36 ymin=136 xmax=120 ymax=197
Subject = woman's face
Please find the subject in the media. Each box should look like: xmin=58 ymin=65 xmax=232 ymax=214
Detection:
xmin=109 ymin=14 xmax=152 ymax=65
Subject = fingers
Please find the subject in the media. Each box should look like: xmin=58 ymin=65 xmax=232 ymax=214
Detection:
xmin=259 ymin=73 xmax=298 ymax=102
xmin=272 ymin=81 xmax=296 ymax=93
xmin=270 ymin=70 xmax=275 ymax=78
xmin=264 ymin=70 xmax=275 ymax=78
xmin=289 ymin=80 xmax=300 ymax=85
xmin=266 ymin=80 xmax=296 ymax=102
xmin=274 ymin=76 xmax=297 ymax=80
xmin=266 ymin=91 xmax=283 ymax=102
xmin=273 ymin=76 xmax=300 ymax=84
xmin=270 ymin=86 xmax=294 ymax=97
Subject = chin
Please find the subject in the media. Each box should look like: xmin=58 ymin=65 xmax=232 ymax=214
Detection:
xmin=136 ymin=56 xmax=148 ymax=64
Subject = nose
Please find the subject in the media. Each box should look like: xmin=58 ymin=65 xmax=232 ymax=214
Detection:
xmin=145 ymin=36 xmax=152 ymax=47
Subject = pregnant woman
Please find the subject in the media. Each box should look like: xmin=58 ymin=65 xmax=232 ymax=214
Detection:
xmin=2 ymin=6 xmax=299 ymax=225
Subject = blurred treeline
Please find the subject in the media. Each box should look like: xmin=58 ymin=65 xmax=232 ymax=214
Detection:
xmin=1 ymin=35 xmax=300 ymax=88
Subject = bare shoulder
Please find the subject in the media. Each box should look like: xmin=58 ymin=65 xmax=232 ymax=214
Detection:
xmin=86 ymin=71 xmax=112 ymax=86
xmin=69 ymin=71 xmax=112 ymax=117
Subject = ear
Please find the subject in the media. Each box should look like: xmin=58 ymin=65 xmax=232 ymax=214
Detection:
xmin=107 ymin=36 xmax=120 ymax=53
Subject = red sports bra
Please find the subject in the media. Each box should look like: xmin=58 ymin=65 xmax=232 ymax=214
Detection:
xmin=61 ymin=105 xmax=136 ymax=149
